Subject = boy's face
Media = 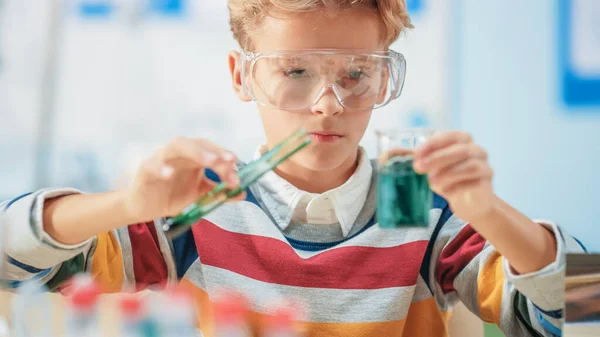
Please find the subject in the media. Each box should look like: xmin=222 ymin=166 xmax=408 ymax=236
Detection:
xmin=230 ymin=8 xmax=385 ymax=171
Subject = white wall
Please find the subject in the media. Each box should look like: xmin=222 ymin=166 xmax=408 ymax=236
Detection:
xmin=2 ymin=0 xmax=598 ymax=254
xmin=455 ymin=0 xmax=600 ymax=251
xmin=0 ymin=0 xmax=453 ymax=195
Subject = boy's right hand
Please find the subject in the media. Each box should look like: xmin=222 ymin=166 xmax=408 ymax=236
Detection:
xmin=123 ymin=137 xmax=244 ymax=222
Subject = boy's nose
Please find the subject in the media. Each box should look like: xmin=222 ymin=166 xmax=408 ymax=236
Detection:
xmin=310 ymin=85 xmax=344 ymax=117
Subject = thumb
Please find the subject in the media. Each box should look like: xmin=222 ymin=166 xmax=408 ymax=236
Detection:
xmin=194 ymin=168 xmax=218 ymax=196
xmin=194 ymin=170 xmax=246 ymax=203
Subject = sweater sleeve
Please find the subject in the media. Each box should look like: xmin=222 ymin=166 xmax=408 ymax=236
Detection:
xmin=424 ymin=200 xmax=585 ymax=337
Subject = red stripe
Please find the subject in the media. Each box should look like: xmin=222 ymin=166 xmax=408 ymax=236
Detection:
xmin=128 ymin=222 xmax=168 ymax=290
xmin=436 ymin=224 xmax=486 ymax=294
xmin=193 ymin=220 xmax=428 ymax=289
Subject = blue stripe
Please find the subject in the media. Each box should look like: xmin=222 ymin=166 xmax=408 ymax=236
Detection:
xmin=536 ymin=309 xmax=562 ymax=337
xmin=7 ymin=255 xmax=50 ymax=274
xmin=3 ymin=192 xmax=33 ymax=210
xmin=432 ymin=192 xmax=448 ymax=211
xmin=244 ymin=186 xmax=259 ymax=206
xmin=420 ymin=194 xmax=451 ymax=291
xmin=286 ymin=215 xmax=377 ymax=251
xmin=286 ymin=193 xmax=447 ymax=252
xmin=573 ymin=236 xmax=588 ymax=253
xmin=172 ymin=229 xmax=198 ymax=279
xmin=534 ymin=305 xmax=563 ymax=319
xmin=0 ymin=268 xmax=52 ymax=289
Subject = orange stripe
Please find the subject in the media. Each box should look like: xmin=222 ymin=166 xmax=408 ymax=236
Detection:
xmin=91 ymin=231 xmax=124 ymax=292
xmin=179 ymin=279 xmax=215 ymax=336
xmin=477 ymin=251 xmax=504 ymax=324
xmin=302 ymin=320 xmax=405 ymax=337
xmin=179 ymin=279 xmax=453 ymax=337
xmin=402 ymin=297 xmax=451 ymax=337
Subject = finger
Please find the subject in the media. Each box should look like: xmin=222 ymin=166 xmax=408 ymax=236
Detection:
xmin=192 ymin=138 xmax=240 ymax=169
xmin=194 ymin=168 xmax=245 ymax=202
xmin=429 ymin=159 xmax=493 ymax=193
xmin=414 ymin=142 xmax=487 ymax=174
xmin=192 ymin=139 xmax=240 ymax=187
xmin=162 ymin=137 xmax=240 ymax=186
xmin=414 ymin=131 xmax=472 ymax=159
xmin=152 ymin=153 xmax=237 ymax=188
xmin=191 ymin=172 xmax=246 ymax=202
xmin=196 ymin=180 xmax=218 ymax=196
xmin=439 ymin=178 xmax=484 ymax=198
xmin=377 ymin=148 xmax=414 ymax=166
xmin=203 ymin=161 xmax=239 ymax=188
xmin=228 ymin=190 xmax=247 ymax=202
xmin=196 ymin=182 xmax=246 ymax=202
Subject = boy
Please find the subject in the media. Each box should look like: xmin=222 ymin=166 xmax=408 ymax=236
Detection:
xmin=0 ymin=1 xmax=585 ymax=336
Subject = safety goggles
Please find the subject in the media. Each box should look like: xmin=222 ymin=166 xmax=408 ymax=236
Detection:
xmin=241 ymin=49 xmax=406 ymax=111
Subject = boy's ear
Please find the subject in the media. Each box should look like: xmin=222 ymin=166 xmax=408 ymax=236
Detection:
xmin=228 ymin=50 xmax=252 ymax=102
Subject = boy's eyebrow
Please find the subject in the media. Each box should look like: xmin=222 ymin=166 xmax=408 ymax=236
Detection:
xmin=274 ymin=55 xmax=311 ymax=68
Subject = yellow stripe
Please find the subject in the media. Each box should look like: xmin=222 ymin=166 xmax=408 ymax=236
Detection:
xmin=403 ymin=297 xmax=451 ymax=337
xmin=91 ymin=231 xmax=124 ymax=292
xmin=179 ymin=279 xmax=215 ymax=336
xmin=302 ymin=320 xmax=405 ymax=337
xmin=180 ymin=280 xmax=453 ymax=337
xmin=477 ymin=251 xmax=504 ymax=324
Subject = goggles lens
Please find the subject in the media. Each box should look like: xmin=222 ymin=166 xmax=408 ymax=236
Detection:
xmin=243 ymin=50 xmax=406 ymax=111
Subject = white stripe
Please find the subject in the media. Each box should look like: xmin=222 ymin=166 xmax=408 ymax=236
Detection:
xmin=564 ymin=231 xmax=586 ymax=253
xmin=412 ymin=274 xmax=434 ymax=303
xmin=37 ymin=265 xmax=60 ymax=288
xmin=85 ymin=238 xmax=99 ymax=274
xmin=114 ymin=227 xmax=135 ymax=291
xmin=206 ymin=202 xmax=439 ymax=259
xmin=4 ymin=191 xmax=89 ymax=270
xmin=154 ymin=219 xmax=178 ymax=283
xmin=204 ymin=201 xmax=284 ymax=240
xmin=2 ymin=262 xmax=40 ymax=281
xmin=498 ymin=281 xmax=552 ymax=336
xmin=33 ymin=189 xmax=90 ymax=251
xmin=425 ymin=214 xmax=470 ymax=311
xmin=0 ymin=266 xmax=59 ymax=293
xmin=452 ymin=243 xmax=495 ymax=315
xmin=184 ymin=262 xmax=418 ymax=323
xmin=527 ymin=300 xmax=548 ymax=336
xmin=434 ymin=214 xmax=470 ymax=250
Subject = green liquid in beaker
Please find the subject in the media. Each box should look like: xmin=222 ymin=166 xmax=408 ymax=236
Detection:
xmin=376 ymin=156 xmax=432 ymax=228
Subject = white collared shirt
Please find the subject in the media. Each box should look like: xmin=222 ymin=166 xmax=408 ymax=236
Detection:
xmin=255 ymin=147 xmax=372 ymax=237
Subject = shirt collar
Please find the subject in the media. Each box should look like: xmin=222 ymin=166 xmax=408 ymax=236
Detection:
xmin=254 ymin=146 xmax=372 ymax=237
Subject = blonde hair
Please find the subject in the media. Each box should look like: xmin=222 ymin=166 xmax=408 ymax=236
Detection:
xmin=228 ymin=0 xmax=413 ymax=50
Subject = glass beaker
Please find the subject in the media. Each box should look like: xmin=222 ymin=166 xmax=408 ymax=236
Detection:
xmin=376 ymin=128 xmax=434 ymax=228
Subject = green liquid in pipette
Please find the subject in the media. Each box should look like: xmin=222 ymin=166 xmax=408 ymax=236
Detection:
xmin=163 ymin=128 xmax=311 ymax=237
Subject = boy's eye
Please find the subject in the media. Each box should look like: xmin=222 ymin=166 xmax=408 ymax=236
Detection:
xmin=347 ymin=70 xmax=366 ymax=80
xmin=283 ymin=68 xmax=307 ymax=78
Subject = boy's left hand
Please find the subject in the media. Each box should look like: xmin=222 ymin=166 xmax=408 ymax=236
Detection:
xmin=413 ymin=131 xmax=497 ymax=223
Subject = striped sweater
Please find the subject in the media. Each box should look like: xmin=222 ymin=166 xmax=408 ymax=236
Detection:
xmin=0 ymin=167 xmax=585 ymax=337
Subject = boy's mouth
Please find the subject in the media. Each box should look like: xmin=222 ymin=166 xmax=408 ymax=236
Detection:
xmin=310 ymin=132 xmax=343 ymax=143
